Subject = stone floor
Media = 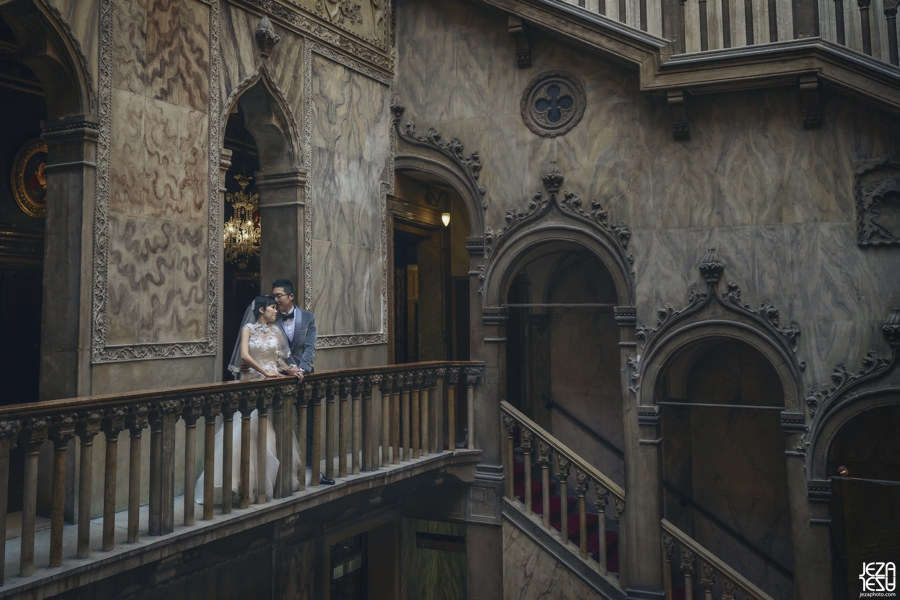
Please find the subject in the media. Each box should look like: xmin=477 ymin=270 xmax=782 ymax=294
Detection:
xmin=0 ymin=448 xmax=479 ymax=598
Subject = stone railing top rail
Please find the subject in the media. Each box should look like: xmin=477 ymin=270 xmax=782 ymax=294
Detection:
xmin=501 ymin=399 xmax=625 ymax=501
xmin=661 ymin=518 xmax=774 ymax=600
xmin=0 ymin=360 xmax=484 ymax=420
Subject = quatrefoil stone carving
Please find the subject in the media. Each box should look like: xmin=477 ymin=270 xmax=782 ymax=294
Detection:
xmin=520 ymin=70 xmax=586 ymax=137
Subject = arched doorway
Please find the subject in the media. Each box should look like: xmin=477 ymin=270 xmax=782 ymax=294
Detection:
xmin=504 ymin=244 xmax=625 ymax=486
xmin=659 ymin=339 xmax=795 ymax=599
xmin=0 ymin=15 xmax=47 ymax=406
xmin=827 ymin=399 xmax=900 ymax=598
xmin=390 ymin=172 xmax=471 ymax=364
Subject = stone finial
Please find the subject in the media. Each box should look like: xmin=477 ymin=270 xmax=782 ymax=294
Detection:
xmin=542 ymin=161 xmax=563 ymax=193
xmin=255 ymin=16 xmax=280 ymax=59
xmin=884 ymin=307 xmax=900 ymax=348
xmin=698 ymin=248 xmax=724 ymax=284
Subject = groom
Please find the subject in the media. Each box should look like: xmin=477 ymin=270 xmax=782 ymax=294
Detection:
xmin=272 ymin=278 xmax=316 ymax=379
xmin=271 ymin=279 xmax=334 ymax=485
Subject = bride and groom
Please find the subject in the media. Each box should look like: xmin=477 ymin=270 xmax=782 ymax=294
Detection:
xmin=195 ymin=278 xmax=333 ymax=506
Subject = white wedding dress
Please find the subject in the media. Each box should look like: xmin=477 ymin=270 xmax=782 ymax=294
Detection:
xmin=195 ymin=323 xmax=309 ymax=504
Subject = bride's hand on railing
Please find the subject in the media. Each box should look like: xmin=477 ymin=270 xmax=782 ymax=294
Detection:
xmin=265 ymin=370 xmax=284 ymax=378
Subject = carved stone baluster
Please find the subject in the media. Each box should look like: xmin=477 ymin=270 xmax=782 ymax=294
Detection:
xmin=575 ymin=470 xmax=589 ymax=559
xmin=325 ymin=380 xmax=336 ymax=480
xmin=102 ymin=407 xmax=127 ymax=549
xmin=127 ymin=405 xmax=149 ymax=541
xmin=595 ymin=484 xmax=610 ymax=575
xmin=297 ymin=384 xmax=309 ymax=491
xmin=221 ymin=392 xmax=240 ymax=512
xmin=700 ymin=560 xmax=716 ymax=600
xmin=156 ymin=399 xmax=183 ymax=534
xmin=378 ymin=375 xmax=392 ymax=467
xmin=49 ymin=415 xmax=74 ymax=566
xmin=420 ymin=370 xmax=430 ymax=457
xmin=446 ymin=367 xmax=459 ymax=449
xmin=311 ymin=381 xmax=325 ymax=486
xmin=721 ymin=577 xmax=737 ymax=600
xmin=352 ymin=376 xmax=362 ymax=473
xmin=681 ymin=547 xmax=696 ymax=600
xmin=257 ymin=388 xmax=274 ymax=503
xmin=616 ymin=498 xmax=627 ymax=586
xmin=391 ymin=374 xmax=402 ymax=464
xmin=0 ymin=419 xmax=19 ymax=582
xmin=182 ymin=397 xmax=203 ymax=524
xmin=203 ymin=395 xmax=222 ymax=519
xmin=557 ymin=456 xmax=571 ymax=545
xmin=280 ymin=384 xmax=297 ymax=494
xmin=339 ymin=377 xmax=350 ymax=478
xmin=77 ymin=411 xmax=102 ymax=556
xmin=149 ymin=409 xmax=163 ymax=535
xmin=19 ymin=418 xmax=47 ymax=575
xmin=411 ymin=372 xmax=422 ymax=459
xmin=239 ymin=391 xmax=256 ymax=506
xmin=362 ymin=376 xmax=375 ymax=471
xmin=501 ymin=414 xmax=516 ymax=499
xmin=401 ymin=373 xmax=412 ymax=461
xmin=521 ymin=428 xmax=534 ymax=514
xmin=662 ymin=532 xmax=674 ymax=599
xmin=430 ymin=369 xmax=442 ymax=453
xmin=538 ymin=440 xmax=552 ymax=530
xmin=272 ymin=388 xmax=284 ymax=499
xmin=465 ymin=368 xmax=481 ymax=450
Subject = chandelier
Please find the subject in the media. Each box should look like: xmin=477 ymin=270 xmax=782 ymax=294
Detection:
xmin=223 ymin=174 xmax=261 ymax=268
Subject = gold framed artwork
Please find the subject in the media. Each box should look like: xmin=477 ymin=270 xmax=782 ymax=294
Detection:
xmin=10 ymin=139 xmax=48 ymax=219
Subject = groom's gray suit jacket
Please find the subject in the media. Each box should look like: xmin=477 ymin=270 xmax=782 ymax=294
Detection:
xmin=276 ymin=307 xmax=317 ymax=373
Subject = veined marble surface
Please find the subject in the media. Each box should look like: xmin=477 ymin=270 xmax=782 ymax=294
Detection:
xmin=502 ymin=519 xmax=597 ymax=600
xmin=106 ymin=0 xmax=210 ymax=346
xmin=396 ymin=0 xmax=900 ymax=391
xmin=309 ymin=53 xmax=390 ymax=336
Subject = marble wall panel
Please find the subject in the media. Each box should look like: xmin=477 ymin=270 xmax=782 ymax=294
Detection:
xmin=310 ymin=147 xmax=382 ymax=247
xmin=502 ymin=519 xmax=598 ymax=600
xmin=310 ymin=239 xmax=382 ymax=335
xmin=107 ymin=213 xmax=207 ymax=344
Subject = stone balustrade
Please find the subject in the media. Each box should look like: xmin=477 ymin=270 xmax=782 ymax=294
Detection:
xmin=662 ymin=518 xmax=775 ymax=600
xmin=500 ymin=400 xmax=627 ymax=587
xmin=0 ymin=360 xmax=483 ymax=588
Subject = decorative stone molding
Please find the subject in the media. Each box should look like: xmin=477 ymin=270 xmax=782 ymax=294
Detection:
xmin=520 ymin=70 xmax=586 ymax=138
xmin=856 ymin=160 xmax=900 ymax=246
xmin=484 ymin=161 xmax=632 ymax=267
xmin=698 ymin=248 xmax=723 ymax=284
xmin=255 ymin=16 xmax=281 ymax=59
xmin=508 ymin=15 xmax=532 ymax=68
xmin=391 ymin=99 xmax=486 ymax=211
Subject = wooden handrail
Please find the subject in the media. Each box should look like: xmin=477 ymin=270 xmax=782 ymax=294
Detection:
xmin=661 ymin=518 xmax=774 ymax=600
xmin=501 ymin=400 xmax=624 ymax=500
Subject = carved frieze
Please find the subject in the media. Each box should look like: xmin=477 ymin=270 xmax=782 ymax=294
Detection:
xmin=520 ymin=70 xmax=586 ymax=138
xmin=856 ymin=161 xmax=900 ymax=246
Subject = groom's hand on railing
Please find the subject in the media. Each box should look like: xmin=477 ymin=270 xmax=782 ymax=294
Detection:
xmin=286 ymin=366 xmax=304 ymax=380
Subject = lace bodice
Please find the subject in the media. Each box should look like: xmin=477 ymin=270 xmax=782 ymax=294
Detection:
xmin=242 ymin=323 xmax=290 ymax=380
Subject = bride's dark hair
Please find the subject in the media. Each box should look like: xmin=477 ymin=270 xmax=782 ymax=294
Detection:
xmin=252 ymin=295 xmax=277 ymax=321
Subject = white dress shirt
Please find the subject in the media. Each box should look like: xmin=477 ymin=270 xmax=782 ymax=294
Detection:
xmin=282 ymin=308 xmax=296 ymax=343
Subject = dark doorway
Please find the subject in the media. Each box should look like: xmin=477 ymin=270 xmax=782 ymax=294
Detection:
xmin=393 ymin=228 xmax=423 ymax=363
xmin=222 ymin=109 xmax=261 ymax=380
xmin=331 ymin=532 xmax=368 ymax=600
xmin=0 ymin=17 xmax=47 ymax=405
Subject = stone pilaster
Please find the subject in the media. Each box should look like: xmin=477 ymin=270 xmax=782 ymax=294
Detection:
xmin=254 ymin=167 xmax=306 ymax=295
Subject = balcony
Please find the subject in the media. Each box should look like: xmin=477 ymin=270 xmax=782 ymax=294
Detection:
xmin=0 ymin=361 xmax=484 ymax=599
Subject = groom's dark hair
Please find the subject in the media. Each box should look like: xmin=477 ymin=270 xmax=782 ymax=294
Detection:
xmin=272 ymin=278 xmax=294 ymax=296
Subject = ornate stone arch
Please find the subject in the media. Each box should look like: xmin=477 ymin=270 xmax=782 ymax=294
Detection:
xmin=805 ymin=309 xmax=900 ymax=482
xmin=633 ymin=249 xmax=806 ymax=414
xmin=0 ymin=0 xmax=94 ymax=118
xmin=221 ymin=65 xmax=302 ymax=170
xmin=391 ymin=99 xmax=485 ymax=236
xmin=480 ymin=162 xmax=634 ymax=308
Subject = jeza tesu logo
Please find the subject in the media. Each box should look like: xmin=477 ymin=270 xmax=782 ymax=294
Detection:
xmin=860 ymin=562 xmax=897 ymax=595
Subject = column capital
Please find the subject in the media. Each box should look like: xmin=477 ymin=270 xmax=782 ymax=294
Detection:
xmin=254 ymin=166 xmax=307 ymax=192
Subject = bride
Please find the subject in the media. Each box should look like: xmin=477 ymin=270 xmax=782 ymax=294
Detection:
xmin=196 ymin=295 xmax=308 ymax=505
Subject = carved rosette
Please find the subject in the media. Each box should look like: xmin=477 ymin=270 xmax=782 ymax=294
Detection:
xmin=520 ymin=70 xmax=586 ymax=138
xmin=856 ymin=161 xmax=900 ymax=246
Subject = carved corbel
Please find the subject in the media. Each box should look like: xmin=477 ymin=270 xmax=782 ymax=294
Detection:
xmin=799 ymin=74 xmax=822 ymax=129
xmin=667 ymin=89 xmax=690 ymax=140
xmin=508 ymin=15 xmax=532 ymax=68
xmin=255 ymin=16 xmax=280 ymax=60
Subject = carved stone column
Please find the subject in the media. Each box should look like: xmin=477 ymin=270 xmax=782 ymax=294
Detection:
xmin=255 ymin=167 xmax=306 ymax=295
xmin=616 ymin=305 xmax=665 ymax=599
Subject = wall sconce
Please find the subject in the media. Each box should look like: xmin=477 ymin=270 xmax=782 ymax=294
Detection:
xmin=441 ymin=212 xmax=451 ymax=227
